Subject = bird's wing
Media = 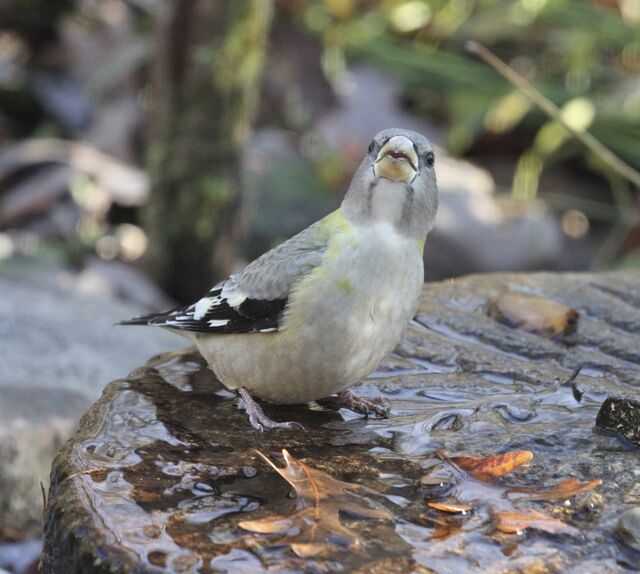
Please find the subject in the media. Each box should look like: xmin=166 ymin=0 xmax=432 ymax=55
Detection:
xmin=121 ymin=211 xmax=345 ymax=334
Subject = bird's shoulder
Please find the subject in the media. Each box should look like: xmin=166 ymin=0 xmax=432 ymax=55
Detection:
xmin=131 ymin=209 xmax=354 ymax=334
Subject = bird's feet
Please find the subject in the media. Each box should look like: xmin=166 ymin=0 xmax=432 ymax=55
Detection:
xmin=237 ymin=388 xmax=304 ymax=432
xmin=319 ymin=389 xmax=390 ymax=418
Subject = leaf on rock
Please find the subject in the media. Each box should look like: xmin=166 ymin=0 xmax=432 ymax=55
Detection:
xmin=425 ymin=450 xmax=601 ymax=540
xmin=508 ymin=477 xmax=603 ymax=502
xmin=429 ymin=515 xmax=464 ymax=540
xmin=488 ymin=291 xmax=579 ymax=338
xmin=493 ymin=509 xmax=580 ymax=536
xmin=450 ymin=450 xmax=533 ymax=481
xmin=427 ymin=501 xmax=472 ymax=513
xmin=239 ymin=450 xmax=390 ymax=558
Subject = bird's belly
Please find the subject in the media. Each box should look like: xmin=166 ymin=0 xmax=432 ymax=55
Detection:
xmin=197 ymin=226 xmax=424 ymax=404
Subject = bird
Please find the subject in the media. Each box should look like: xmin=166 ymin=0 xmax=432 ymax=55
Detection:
xmin=120 ymin=128 xmax=438 ymax=431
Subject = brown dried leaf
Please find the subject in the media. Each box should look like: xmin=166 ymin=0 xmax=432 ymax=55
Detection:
xmin=239 ymin=450 xmax=390 ymax=557
xmin=493 ymin=509 xmax=580 ymax=536
xmin=450 ymin=450 xmax=533 ymax=481
xmin=430 ymin=515 xmax=464 ymax=540
xmin=427 ymin=501 xmax=472 ymax=513
xmin=488 ymin=292 xmax=579 ymax=338
xmin=508 ymin=477 xmax=603 ymax=502
xmin=426 ymin=450 xmax=601 ymax=540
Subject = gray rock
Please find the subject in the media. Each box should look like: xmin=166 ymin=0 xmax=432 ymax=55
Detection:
xmin=0 ymin=268 xmax=178 ymax=396
xmin=0 ymin=267 xmax=180 ymax=539
xmin=43 ymin=271 xmax=640 ymax=573
xmin=617 ymin=507 xmax=640 ymax=553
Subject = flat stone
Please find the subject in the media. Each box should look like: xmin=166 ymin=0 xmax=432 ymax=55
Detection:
xmin=43 ymin=271 xmax=640 ymax=573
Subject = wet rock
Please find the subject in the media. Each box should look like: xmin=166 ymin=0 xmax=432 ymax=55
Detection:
xmin=616 ymin=508 xmax=640 ymax=552
xmin=0 ymin=268 xmax=177 ymax=539
xmin=43 ymin=271 xmax=640 ymax=573
xmin=596 ymin=396 xmax=640 ymax=447
xmin=0 ymin=387 xmax=90 ymax=541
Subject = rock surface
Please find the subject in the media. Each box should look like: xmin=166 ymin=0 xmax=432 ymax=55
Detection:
xmin=43 ymin=271 xmax=640 ymax=573
xmin=617 ymin=507 xmax=640 ymax=555
xmin=0 ymin=267 xmax=178 ymax=539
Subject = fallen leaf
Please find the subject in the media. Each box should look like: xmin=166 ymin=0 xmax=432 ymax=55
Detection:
xmin=488 ymin=292 xmax=579 ymax=338
xmin=493 ymin=509 xmax=579 ymax=536
xmin=427 ymin=501 xmax=472 ymax=513
xmin=429 ymin=515 xmax=464 ymax=540
xmin=425 ymin=450 xmax=601 ymax=540
xmin=239 ymin=450 xmax=390 ymax=557
xmin=450 ymin=450 xmax=533 ymax=481
xmin=508 ymin=477 xmax=603 ymax=502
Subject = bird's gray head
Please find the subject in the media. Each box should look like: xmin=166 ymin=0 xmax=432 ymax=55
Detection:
xmin=341 ymin=128 xmax=438 ymax=241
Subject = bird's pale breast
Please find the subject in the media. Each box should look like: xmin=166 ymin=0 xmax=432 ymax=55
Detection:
xmin=196 ymin=222 xmax=424 ymax=404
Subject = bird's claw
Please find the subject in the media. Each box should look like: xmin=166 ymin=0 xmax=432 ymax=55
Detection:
xmin=238 ymin=388 xmax=304 ymax=431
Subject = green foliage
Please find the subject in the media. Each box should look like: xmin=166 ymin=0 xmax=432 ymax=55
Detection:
xmin=291 ymin=0 xmax=640 ymax=264
xmin=293 ymin=0 xmax=640 ymax=173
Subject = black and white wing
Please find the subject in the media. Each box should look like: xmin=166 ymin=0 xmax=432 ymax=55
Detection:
xmin=119 ymin=215 xmax=331 ymax=334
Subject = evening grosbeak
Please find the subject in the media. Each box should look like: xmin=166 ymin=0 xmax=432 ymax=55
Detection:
xmin=121 ymin=129 xmax=438 ymax=431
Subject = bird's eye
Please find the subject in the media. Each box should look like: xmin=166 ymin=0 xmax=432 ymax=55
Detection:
xmin=425 ymin=152 xmax=435 ymax=168
xmin=368 ymin=141 xmax=376 ymax=154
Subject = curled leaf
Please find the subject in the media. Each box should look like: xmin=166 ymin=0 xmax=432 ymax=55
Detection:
xmin=488 ymin=292 xmax=579 ymax=338
xmin=427 ymin=501 xmax=472 ymax=513
xmin=508 ymin=477 xmax=603 ymax=502
xmin=239 ymin=450 xmax=390 ymax=557
xmin=426 ymin=450 xmax=602 ymax=541
xmin=493 ymin=509 xmax=580 ymax=536
xmin=450 ymin=450 xmax=533 ymax=481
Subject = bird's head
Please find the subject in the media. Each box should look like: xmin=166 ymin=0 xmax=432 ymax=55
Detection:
xmin=342 ymin=128 xmax=438 ymax=240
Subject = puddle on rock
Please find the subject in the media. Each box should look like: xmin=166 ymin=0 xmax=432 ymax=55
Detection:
xmin=43 ymin=271 xmax=640 ymax=573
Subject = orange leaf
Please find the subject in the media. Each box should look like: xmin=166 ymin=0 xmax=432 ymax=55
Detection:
xmin=430 ymin=516 xmax=463 ymax=540
xmin=428 ymin=501 xmax=472 ymax=513
xmin=488 ymin=292 xmax=579 ymax=338
xmin=493 ymin=509 xmax=579 ymax=536
xmin=451 ymin=450 xmax=533 ymax=481
xmin=508 ymin=477 xmax=603 ymax=502
xmin=424 ymin=450 xmax=602 ymax=542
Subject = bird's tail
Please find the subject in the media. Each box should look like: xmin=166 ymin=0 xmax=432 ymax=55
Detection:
xmin=115 ymin=307 xmax=181 ymax=327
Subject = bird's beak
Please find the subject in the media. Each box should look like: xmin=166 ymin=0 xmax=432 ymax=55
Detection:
xmin=373 ymin=135 xmax=418 ymax=183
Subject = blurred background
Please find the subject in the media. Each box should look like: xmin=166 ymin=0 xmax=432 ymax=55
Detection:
xmin=1 ymin=0 xmax=640 ymax=563
xmin=1 ymin=0 xmax=640 ymax=302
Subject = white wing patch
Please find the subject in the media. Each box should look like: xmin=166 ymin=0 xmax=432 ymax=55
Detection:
xmin=193 ymin=295 xmax=222 ymax=320
xmin=122 ymin=275 xmax=287 ymax=334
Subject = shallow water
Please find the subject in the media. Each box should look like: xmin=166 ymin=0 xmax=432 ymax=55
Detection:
xmin=43 ymin=272 xmax=640 ymax=573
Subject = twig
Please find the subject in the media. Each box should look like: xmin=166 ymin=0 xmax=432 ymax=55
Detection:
xmin=466 ymin=41 xmax=640 ymax=190
xmin=562 ymin=366 xmax=583 ymax=402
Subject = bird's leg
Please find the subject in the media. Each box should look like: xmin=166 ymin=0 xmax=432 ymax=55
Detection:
xmin=237 ymin=388 xmax=304 ymax=431
xmin=319 ymin=389 xmax=390 ymax=418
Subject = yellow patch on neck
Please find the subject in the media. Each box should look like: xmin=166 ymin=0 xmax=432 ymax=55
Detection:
xmin=417 ymin=237 xmax=426 ymax=255
xmin=318 ymin=209 xmax=352 ymax=237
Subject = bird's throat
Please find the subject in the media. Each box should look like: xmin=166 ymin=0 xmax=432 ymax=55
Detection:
xmin=367 ymin=179 xmax=415 ymax=230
